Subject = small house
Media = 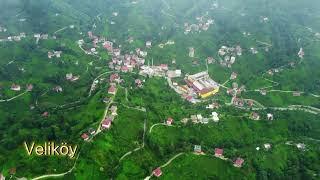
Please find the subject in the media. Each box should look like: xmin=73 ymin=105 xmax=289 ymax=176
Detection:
xmin=166 ymin=117 xmax=173 ymax=125
xmin=153 ymin=167 xmax=162 ymax=177
xmin=81 ymin=133 xmax=89 ymax=141
xmin=11 ymin=84 xmax=21 ymax=91
xmin=234 ymin=158 xmax=244 ymax=167
xmin=230 ymin=72 xmax=237 ymax=80
xmin=108 ymin=86 xmax=117 ymax=95
xmin=101 ymin=119 xmax=112 ymax=129
xmin=194 ymin=145 xmax=202 ymax=153
xmin=214 ymin=148 xmax=224 ymax=157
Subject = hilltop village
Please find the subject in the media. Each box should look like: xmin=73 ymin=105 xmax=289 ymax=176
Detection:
xmin=0 ymin=1 xmax=320 ymax=179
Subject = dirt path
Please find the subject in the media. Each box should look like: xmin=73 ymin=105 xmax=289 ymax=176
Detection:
xmin=88 ymin=71 xmax=112 ymax=97
xmin=95 ymin=97 xmax=114 ymax=135
xmin=0 ymin=91 xmax=28 ymax=103
xmin=54 ymin=26 xmax=68 ymax=34
xmin=144 ymin=152 xmax=184 ymax=180
xmin=31 ymin=153 xmax=80 ymax=180
xmin=236 ymin=105 xmax=319 ymax=115
xmin=149 ymin=123 xmax=165 ymax=133
xmin=118 ymin=114 xmax=147 ymax=162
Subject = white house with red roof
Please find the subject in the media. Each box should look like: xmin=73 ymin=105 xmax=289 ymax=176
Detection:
xmin=81 ymin=133 xmax=89 ymax=141
xmin=11 ymin=84 xmax=21 ymax=91
xmin=234 ymin=158 xmax=244 ymax=167
xmin=108 ymin=85 xmax=117 ymax=95
xmin=110 ymin=73 xmax=120 ymax=83
xmin=166 ymin=117 xmax=173 ymax=125
xmin=152 ymin=167 xmax=162 ymax=177
xmin=121 ymin=65 xmax=129 ymax=73
xmin=42 ymin=112 xmax=49 ymax=117
xmin=101 ymin=119 xmax=112 ymax=129
xmin=159 ymin=64 xmax=168 ymax=71
xmin=214 ymin=148 xmax=224 ymax=157
xmin=26 ymin=84 xmax=33 ymax=91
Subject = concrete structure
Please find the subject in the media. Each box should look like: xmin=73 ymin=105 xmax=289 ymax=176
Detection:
xmin=185 ymin=71 xmax=219 ymax=98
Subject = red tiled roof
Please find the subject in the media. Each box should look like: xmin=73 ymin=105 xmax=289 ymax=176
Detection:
xmin=234 ymin=158 xmax=244 ymax=166
xmin=81 ymin=133 xmax=89 ymax=140
xmin=153 ymin=167 xmax=162 ymax=177
xmin=108 ymin=86 xmax=116 ymax=93
xmin=215 ymin=148 xmax=223 ymax=156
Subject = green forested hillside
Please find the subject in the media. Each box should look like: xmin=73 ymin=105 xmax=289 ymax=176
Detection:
xmin=0 ymin=0 xmax=319 ymax=179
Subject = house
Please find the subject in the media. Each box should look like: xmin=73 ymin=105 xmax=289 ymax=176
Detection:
xmin=113 ymin=49 xmax=121 ymax=57
xmin=71 ymin=75 xmax=80 ymax=82
xmin=194 ymin=145 xmax=202 ymax=153
xmin=11 ymin=84 xmax=21 ymax=91
xmin=54 ymin=51 xmax=62 ymax=58
xmin=166 ymin=117 xmax=173 ymax=125
xmin=81 ymin=133 xmax=89 ymax=141
xmin=199 ymin=118 xmax=208 ymax=124
xmin=296 ymin=143 xmax=306 ymax=150
xmin=214 ymin=148 xmax=224 ymax=157
xmin=42 ymin=112 xmax=49 ymax=117
xmin=207 ymin=57 xmax=215 ymax=64
xmin=135 ymin=79 xmax=143 ymax=87
xmin=139 ymin=51 xmax=148 ymax=57
xmin=53 ymin=86 xmax=63 ymax=93
xmin=298 ymin=48 xmax=304 ymax=58
xmin=250 ymin=112 xmax=260 ymax=120
xmin=88 ymin=128 xmax=96 ymax=135
xmin=48 ymin=51 xmax=54 ymax=58
xmin=212 ymin=112 xmax=219 ymax=122
xmin=146 ymin=41 xmax=152 ymax=48
xmin=103 ymin=41 xmax=113 ymax=51
xmin=110 ymin=73 xmax=120 ymax=83
xmin=230 ymin=72 xmax=238 ymax=80
xmin=230 ymin=56 xmax=236 ymax=64
xmin=260 ymin=89 xmax=267 ymax=96
xmin=9 ymin=168 xmax=16 ymax=175
xmin=293 ymin=91 xmax=301 ymax=97
xmin=121 ymin=66 xmax=129 ymax=73
xmin=218 ymin=48 xmax=226 ymax=56
xmin=41 ymin=34 xmax=48 ymax=40
xmin=108 ymin=86 xmax=117 ymax=95
xmin=0 ymin=173 xmax=5 ymax=180
xmin=264 ymin=143 xmax=271 ymax=150
xmin=34 ymin=34 xmax=41 ymax=38
xmin=234 ymin=158 xmax=244 ymax=167
xmin=189 ymin=47 xmax=195 ymax=57
xmin=191 ymin=115 xmax=198 ymax=123
xmin=247 ymin=100 xmax=254 ymax=107
xmin=26 ymin=84 xmax=33 ymax=91
xmin=101 ymin=119 xmax=112 ymax=129
xmin=66 ymin=73 xmax=73 ymax=80
xmin=267 ymin=113 xmax=274 ymax=120
xmin=160 ymin=64 xmax=168 ymax=71
xmin=153 ymin=167 xmax=162 ymax=177
xmin=196 ymin=114 xmax=203 ymax=121
xmin=167 ymin=70 xmax=182 ymax=78
xmin=110 ymin=105 xmax=118 ymax=116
